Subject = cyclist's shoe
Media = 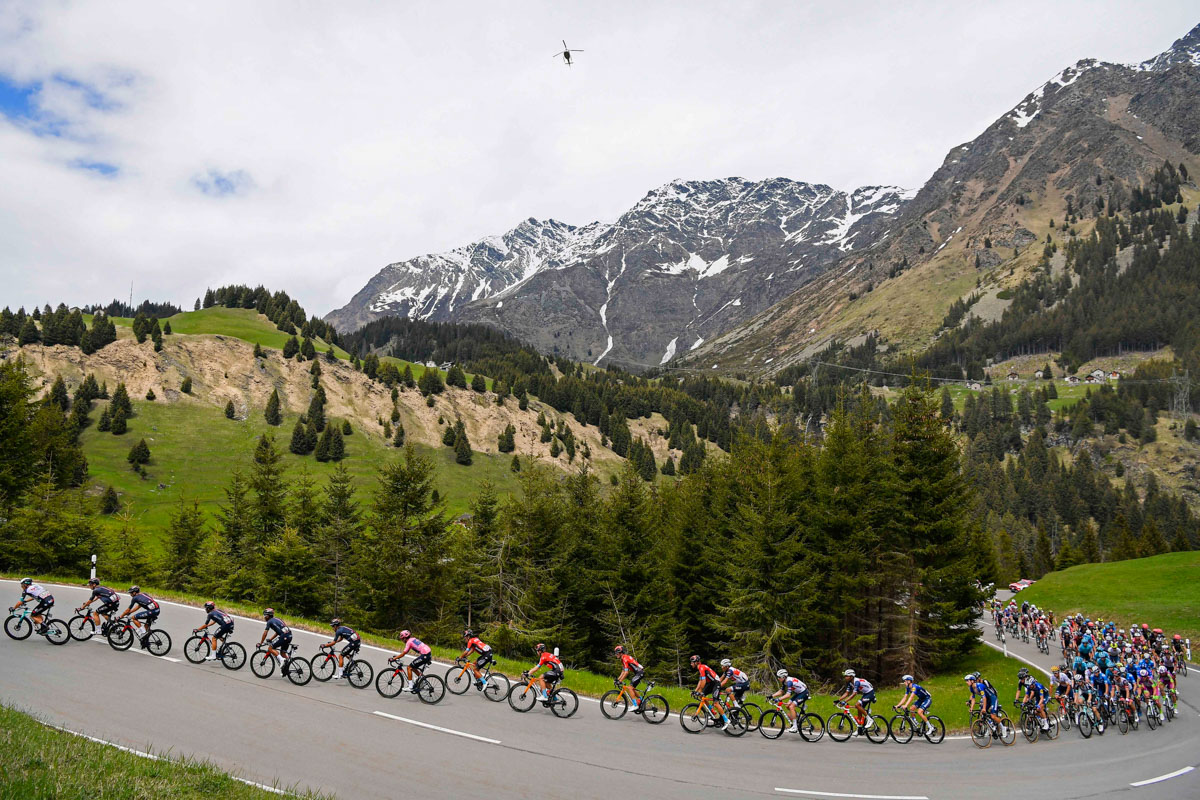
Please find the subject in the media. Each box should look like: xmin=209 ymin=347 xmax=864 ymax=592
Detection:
xmin=139 ymin=635 xmax=149 ymax=650
xmin=720 ymin=718 xmax=731 ymax=731
xmin=205 ymin=654 xmax=218 ymax=661
xmin=36 ymin=623 xmax=48 ymax=635
xmin=474 ymin=679 xmax=484 ymax=691
xmin=787 ymin=723 xmax=799 ymax=733
xmin=334 ymin=671 xmax=344 ymax=680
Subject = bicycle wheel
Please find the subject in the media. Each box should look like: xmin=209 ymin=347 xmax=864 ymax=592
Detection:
xmin=416 ymin=675 xmax=446 ymax=705
xmin=1057 ymin=702 xmax=1071 ymax=731
xmin=108 ymin=623 xmax=133 ymax=651
xmin=758 ymin=709 xmax=786 ymax=739
xmin=508 ymin=682 xmax=537 ymax=713
xmin=600 ymin=689 xmax=629 ymax=720
xmin=924 ymin=716 xmax=945 ymax=744
xmin=4 ymin=615 xmax=32 ymax=641
xmin=1164 ymin=701 xmax=1175 ymax=722
xmin=446 ymin=667 xmax=472 ymax=695
xmin=220 ymin=642 xmax=246 ymax=670
xmin=483 ymin=674 xmax=508 ymax=702
xmin=44 ymin=620 xmax=70 ymax=645
xmin=641 ymin=694 xmax=669 ymax=724
xmin=68 ymin=615 xmax=96 ymax=641
xmin=375 ymin=668 xmax=406 ymax=699
xmin=1116 ymin=708 xmax=1129 ymax=734
xmin=722 ymin=707 xmax=749 ymax=737
xmin=146 ymin=630 xmax=172 ymax=657
xmin=679 ymin=703 xmax=707 ymax=734
xmin=827 ymin=713 xmax=854 ymax=742
xmin=889 ymin=714 xmax=914 ymax=744
xmin=311 ymin=653 xmax=336 ymax=682
xmin=865 ymin=714 xmax=888 ymax=744
xmin=998 ymin=715 xmax=1016 ymax=746
xmin=1181 ymin=660 xmax=1188 ymax=677
xmin=1146 ymin=707 xmax=1158 ymax=730
xmin=1020 ymin=713 xmax=1039 ymax=743
xmin=798 ymin=713 xmax=824 ymax=742
xmin=346 ymin=659 xmax=374 ymax=689
xmin=184 ymin=636 xmax=210 ymax=663
xmin=969 ymin=718 xmax=991 ymax=749
xmin=550 ymin=688 xmax=578 ymax=718
xmin=250 ymin=651 xmax=276 ymax=678
xmin=285 ymin=656 xmax=313 ymax=686
xmin=740 ymin=703 xmax=762 ymax=733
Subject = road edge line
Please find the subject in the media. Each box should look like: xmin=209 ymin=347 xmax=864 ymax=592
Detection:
xmin=1129 ymin=765 xmax=1195 ymax=787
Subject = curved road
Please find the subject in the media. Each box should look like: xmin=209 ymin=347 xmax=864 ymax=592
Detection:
xmin=2 ymin=579 xmax=1196 ymax=799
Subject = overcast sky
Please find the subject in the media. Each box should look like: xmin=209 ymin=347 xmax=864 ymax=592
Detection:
xmin=1 ymin=2 xmax=1195 ymax=318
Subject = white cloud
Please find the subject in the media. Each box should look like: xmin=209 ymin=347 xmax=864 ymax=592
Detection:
xmin=0 ymin=1 xmax=1195 ymax=319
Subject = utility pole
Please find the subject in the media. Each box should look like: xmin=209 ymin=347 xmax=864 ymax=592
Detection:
xmin=1169 ymin=369 xmax=1191 ymax=422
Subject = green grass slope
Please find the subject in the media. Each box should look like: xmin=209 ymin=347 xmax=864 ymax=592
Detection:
xmin=0 ymin=703 xmax=321 ymax=798
xmin=1017 ymin=552 xmax=1200 ymax=643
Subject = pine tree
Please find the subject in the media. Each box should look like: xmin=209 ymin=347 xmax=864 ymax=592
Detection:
xmin=328 ymin=425 xmax=345 ymax=461
xmin=1033 ymin=525 xmax=1054 ymax=576
xmin=253 ymin=342 xmax=264 ymax=358
xmin=1079 ymin=521 xmax=1101 ymax=562
xmin=18 ymin=318 xmax=40 ymax=345
xmin=549 ymin=438 xmax=561 ymax=458
xmin=282 ymin=335 xmax=299 ymax=359
xmin=163 ymin=499 xmax=207 ymax=589
xmin=300 ymin=337 xmax=316 ymax=360
xmin=110 ymin=406 xmax=128 ymax=435
xmin=110 ymin=383 xmax=132 ymax=417
xmin=105 ymin=513 xmax=154 ymax=583
xmin=248 ymin=435 xmax=287 ymax=551
xmin=48 ymin=376 xmax=70 ymax=411
xmin=97 ymin=405 xmax=112 ymax=432
xmin=290 ymin=420 xmax=311 ymax=455
xmin=661 ymin=456 xmax=676 ymax=476
xmin=224 ymin=399 xmax=236 ymax=419
xmin=510 ymin=454 xmax=521 ymax=472
xmin=101 ymin=486 xmax=121 ymax=514
xmin=341 ymin=419 xmax=352 ymax=435
xmin=471 ymin=373 xmax=486 ymax=392
xmin=393 ymin=422 xmax=405 ymax=447
xmin=264 ymin=389 xmax=282 ymax=426
xmin=256 ymin=527 xmax=323 ymax=616
xmin=939 ymin=387 xmax=954 ymax=421
xmin=497 ymin=423 xmax=516 ymax=453
xmin=144 ymin=388 xmax=156 ymax=401
xmin=315 ymin=426 xmax=333 ymax=462
xmin=317 ymin=464 xmax=363 ymax=615
xmin=453 ymin=421 xmax=472 ymax=465
xmin=446 ymin=364 xmax=467 ymax=389
xmin=1184 ymin=418 xmax=1198 ymax=442
xmin=442 ymin=424 xmax=457 ymax=447
xmin=127 ymin=438 xmax=151 ymax=467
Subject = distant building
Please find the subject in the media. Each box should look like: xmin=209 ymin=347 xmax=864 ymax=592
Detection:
xmin=1006 ymin=371 xmax=1019 ymax=381
xmin=1090 ymin=369 xmax=1106 ymax=380
xmin=1108 ymin=370 xmax=1122 ymax=380
xmin=1034 ymin=370 xmax=1045 ymax=379
xmin=968 ymin=382 xmax=983 ymax=391
xmin=1085 ymin=374 xmax=1098 ymax=383
xmin=1066 ymin=375 xmax=1080 ymax=385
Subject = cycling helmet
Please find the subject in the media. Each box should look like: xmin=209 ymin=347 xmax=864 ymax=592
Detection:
xmin=128 ymin=585 xmax=140 ymax=594
xmin=203 ymin=601 xmax=215 ymax=612
xmin=87 ymin=578 xmax=99 ymax=586
xmin=1157 ymin=666 xmax=1167 ymax=674
xmin=535 ymin=643 xmax=546 ymax=653
xmin=462 ymin=628 xmax=473 ymax=639
xmin=1174 ymin=634 xmax=1182 ymax=641
xmin=963 ymin=674 xmax=975 ymax=682
xmin=1023 ymin=676 xmax=1034 ymax=686
xmin=776 ymin=669 xmax=789 ymax=679
xmin=20 ymin=577 xmax=32 ymax=586
xmin=689 ymin=654 xmax=700 ymax=663
xmin=399 ymin=630 xmax=410 ymax=639
xmin=614 ymin=645 xmax=625 ymax=655
xmin=330 ymin=618 xmax=342 ymax=627
xmin=843 ymin=669 xmax=856 ymax=678
xmin=1051 ymin=665 xmax=1060 ymax=673
xmin=263 ymin=608 xmax=274 ymax=619
xmin=1142 ymin=623 xmax=1149 ymax=630
xmin=902 ymin=674 xmax=914 ymax=683
xmin=1017 ymin=667 xmax=1029 ymax=679
xmin=1139 ymin=669 xmax=1149 ymax=677
xmin=1074 ymin=673 xmax=1083 ymax=681
xmin=720 ymin=659 xmax=732 ymax=668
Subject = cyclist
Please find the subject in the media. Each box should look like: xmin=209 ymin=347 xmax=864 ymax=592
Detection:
xmin=76 ymin=578 xmax=119 ymax=632
xmin=394 ymin=629 xmax=433 ymax=692
xmin=690 ymin=654 xmax=731 ymax=731
xmin=1049 ymin=665 xmax=1071 ymax=705
xmin=895 ymin=675 xmax=934 ymax=736
xmin=192 ymin=601 xmax=235 ymax=661
xmin=459 ymin=628 xmax=494 ymax=691
xmin=1158 ymin=665 xmax=1177 ymax=713
xmin=1114 ymin=671 xmax=1137 ymax=718
xmin=965 ymin=673 xmax=1007 ymax=737
xmin=836 ymin=669 xmax=876 ymax=735
xmin=527 ymin=643 xmax=565 ymax=703
xmin=117 ymin=586 xmax=160 ymax=647
xmin=14 ymin=578 xmax=54 ymax=634
xmin=1089 ymin=665 xmax=1111 ymax=711
xmin=322 ymin=618 xmax=361 ymax=680
xmin=1015 ymin=669 xmax=1051 ymax=732
xmin=257 ymin=608 xmax=293 ymax=671
xmin=770 ymin=669 xmax=809 ymax=735
xmin=718 ymin=658 xmax=751 ymax=711
xmin=613 ymin=645 xmax=645 ymax=711
xmin=1136 ymin=668 xmax=1159 ymax=719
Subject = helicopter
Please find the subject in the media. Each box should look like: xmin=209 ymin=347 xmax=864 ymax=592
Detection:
xmin=552 ymin=40 xmax=584 ymax=66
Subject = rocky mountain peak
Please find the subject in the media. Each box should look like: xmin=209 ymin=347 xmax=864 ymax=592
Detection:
xmin=1138 ymin=22 xmax=1200 ymax=71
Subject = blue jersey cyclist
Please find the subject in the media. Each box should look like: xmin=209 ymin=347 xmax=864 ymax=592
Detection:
xmin=965 ymin=672 xmax=1008 ymax=737
xmin=257 ymin=608 xmax=293 ymax=671
xmin=192 ymin=601 xmax=235 ymax=661
xmin=1015 ymin=668 xmax=1052 ymax=732
xmin=324 ymin=618 xmax=361 ymax=680
xmin=896 ymin=675 xmax=934 ymax=735
xmin=769 ymin=669 xmax=810 ymax=735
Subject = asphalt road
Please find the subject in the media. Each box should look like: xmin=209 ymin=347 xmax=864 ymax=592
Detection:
xmin=2 ymin=579 xmax=1197 ymax=799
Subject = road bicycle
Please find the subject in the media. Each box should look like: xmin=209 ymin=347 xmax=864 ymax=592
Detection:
xmin=967 ymin=703 xmax=1015 ymax=748
xmin=250 ymin=643 xmax=312 ymax=685
xmin=508 ymin=672 xmax=579 ymax=717
xmin=107 ymin=617 xmax=172 ymax=656
xmin=445 ymin=656 xmax=509 ymax=702
xmin=1036 ymin=632 xmax=1050 ymax=655
xmin=827 ymin=701 xmax=888 ymax=744
xmin=184 ymin=630 xmax=246 ymax=670
xmin=678 ymin=691 xmax=749 ymax=736
xmin=1066 ymin=698 xmax=1098 ymax=738
xmin=721 ymin=690 xmax=762 ymax=733
xmin=1143 ymin=694 xmax=1162 ymax=730
xmin=1018 ymin=699 xmax=1058 ymax=743
xmin=376 ymin=655 xmax=446 ymax=704
xmin=311 ymin=644 xmax=373 ymax=688
xmin=67 ymin=605 xmax=117 ymax=641
xmin=599 ymin=678 xmax=669 ymax=724
xmin=4 ymin=604 xmax=69 ymax=644
xmin=1046 ymin=695 xmax=1071 ymax=730
xmin=888 ymin=704 xmax=945 ymax=744
xmin=758 ymin=697 xmax=824 ymax=742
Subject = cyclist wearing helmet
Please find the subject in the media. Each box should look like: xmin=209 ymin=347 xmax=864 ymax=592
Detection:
xmin=836 ymin=669 xmax=876 ymax=734
xmin=718 ymin=659 xmax=751 ymax=709
xmin=769 ymin=669 xmax=809 ymax=734
xmin=76 ymin=578 xmax=119 ymax=632
xmin=896 ymin=675 xmax=934 ymax=735
xmin=965 ymin=673 xmax=1006 ymax=736
xmin=1158 ymin=665 xmax=1177 ymax=713
xmin=323 ymin=619 xmax=361 ymax=680
xmin=192 ymin=601 xmax=235 ymax=661
xmin=1016 ymin=669 xmax=1051 ymax=732
xmin=527 ymin=644 xmax=565 ymax=701
xmin=459 ymin=629 xmax=494 ymax=690
xmin=613 ymin=645 xmax=645 ymax=709
xmin=1049 ymin=665 xmax=1071 ymax=700
xmin=394 ymin=629 xmax=433 ymax=691
xmin=118 ymin=586 xmax=160 ymax=647
xmin=14 ymin=578 xmax=54 ymax=634
xmin=258 ymin=609 xmax=292 ymax=670
xmin=689 ymin=655 xmax=732 ymax=731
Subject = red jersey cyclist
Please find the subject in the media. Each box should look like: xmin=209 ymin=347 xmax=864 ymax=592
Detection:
xmin=613 ymin=645 xmax=644 ymax=711
xmin=459 ymin=628 xmax=494 ymax=691
xmin=525 ymin=643 xmax=565 ymax=701
xmin=690 ymin=654 xmax=733 ymax=731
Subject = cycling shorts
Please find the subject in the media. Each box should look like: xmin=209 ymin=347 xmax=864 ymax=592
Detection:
xmin=859 ymin=690 xmax=876 ymax=705
xmin=627 ymin=669 xmax=644 ymax=688
xmin=96 ymin=600 xmax=119 ymax=616
xmin=983 ymin=694 xmax=999 ymax=714
xmin=340 ymin=640 xmax=361 ymax=658
xmin=728 ymin=683 xmax=749 ymax=702
xmin=916 ymin=695 xmax=933 ymax=711
xmin=789 ymin=690 xmax=810 ymax=704
xmin=215 ymin=622 xmax=234 ymax=638
xmin=133 ymin=609 xmax=159 ymax=623
xmin=272 ymin=634 xmax=293 ymax=653
xmin=1055 ymin=683 xmax=1069 ymax=696
xmin=410 ymin=652 xmax=432 ymax=672
xmin=32 ymin=596 xmax=54 ymax=614
xmin=474 ymin=651 xmax=494 ymax=670
xmin=700 ymin=677 xmax=719 ymax=697
xmin=543 ymin=668 xmax=563 ymax=687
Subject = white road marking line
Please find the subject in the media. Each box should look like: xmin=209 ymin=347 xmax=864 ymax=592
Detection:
xmin=775 ymin=789 xmax=930 ymax=799
xmin=128 ymin=648 xmax=181 ymax=663
xmin=234 ymin=777 xmax=289 ymax=795
xmin=372 ymin=710 xmax=501 ymax=744
xmin=1129 ymin=766 xmax=1194 ymax=787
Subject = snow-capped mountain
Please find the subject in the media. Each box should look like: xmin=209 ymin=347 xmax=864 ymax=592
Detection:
xmin=327 ymin=177 xmax=914 ymax=366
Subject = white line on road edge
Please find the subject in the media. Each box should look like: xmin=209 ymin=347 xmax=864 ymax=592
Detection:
xmin=1129 ymin=766 xmax=1194 ymax=787
xmin=128 ymin=647 xmax=181 ymax=663
xmin=372 ymin=710 xmax=501 ymax=744
xmin=52 ymin=725 xmax=160 ymax=760
xmin=775 ymin=788 xmax=930 ymax=799
xmin=981 ymin=639 xmax=1051 ymax=678
xmin=234 ymin=777 xmax=289 ymax=795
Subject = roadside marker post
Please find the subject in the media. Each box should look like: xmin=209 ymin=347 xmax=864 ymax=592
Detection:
xmin=90 ymin=554 xmax=96 ymax=582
